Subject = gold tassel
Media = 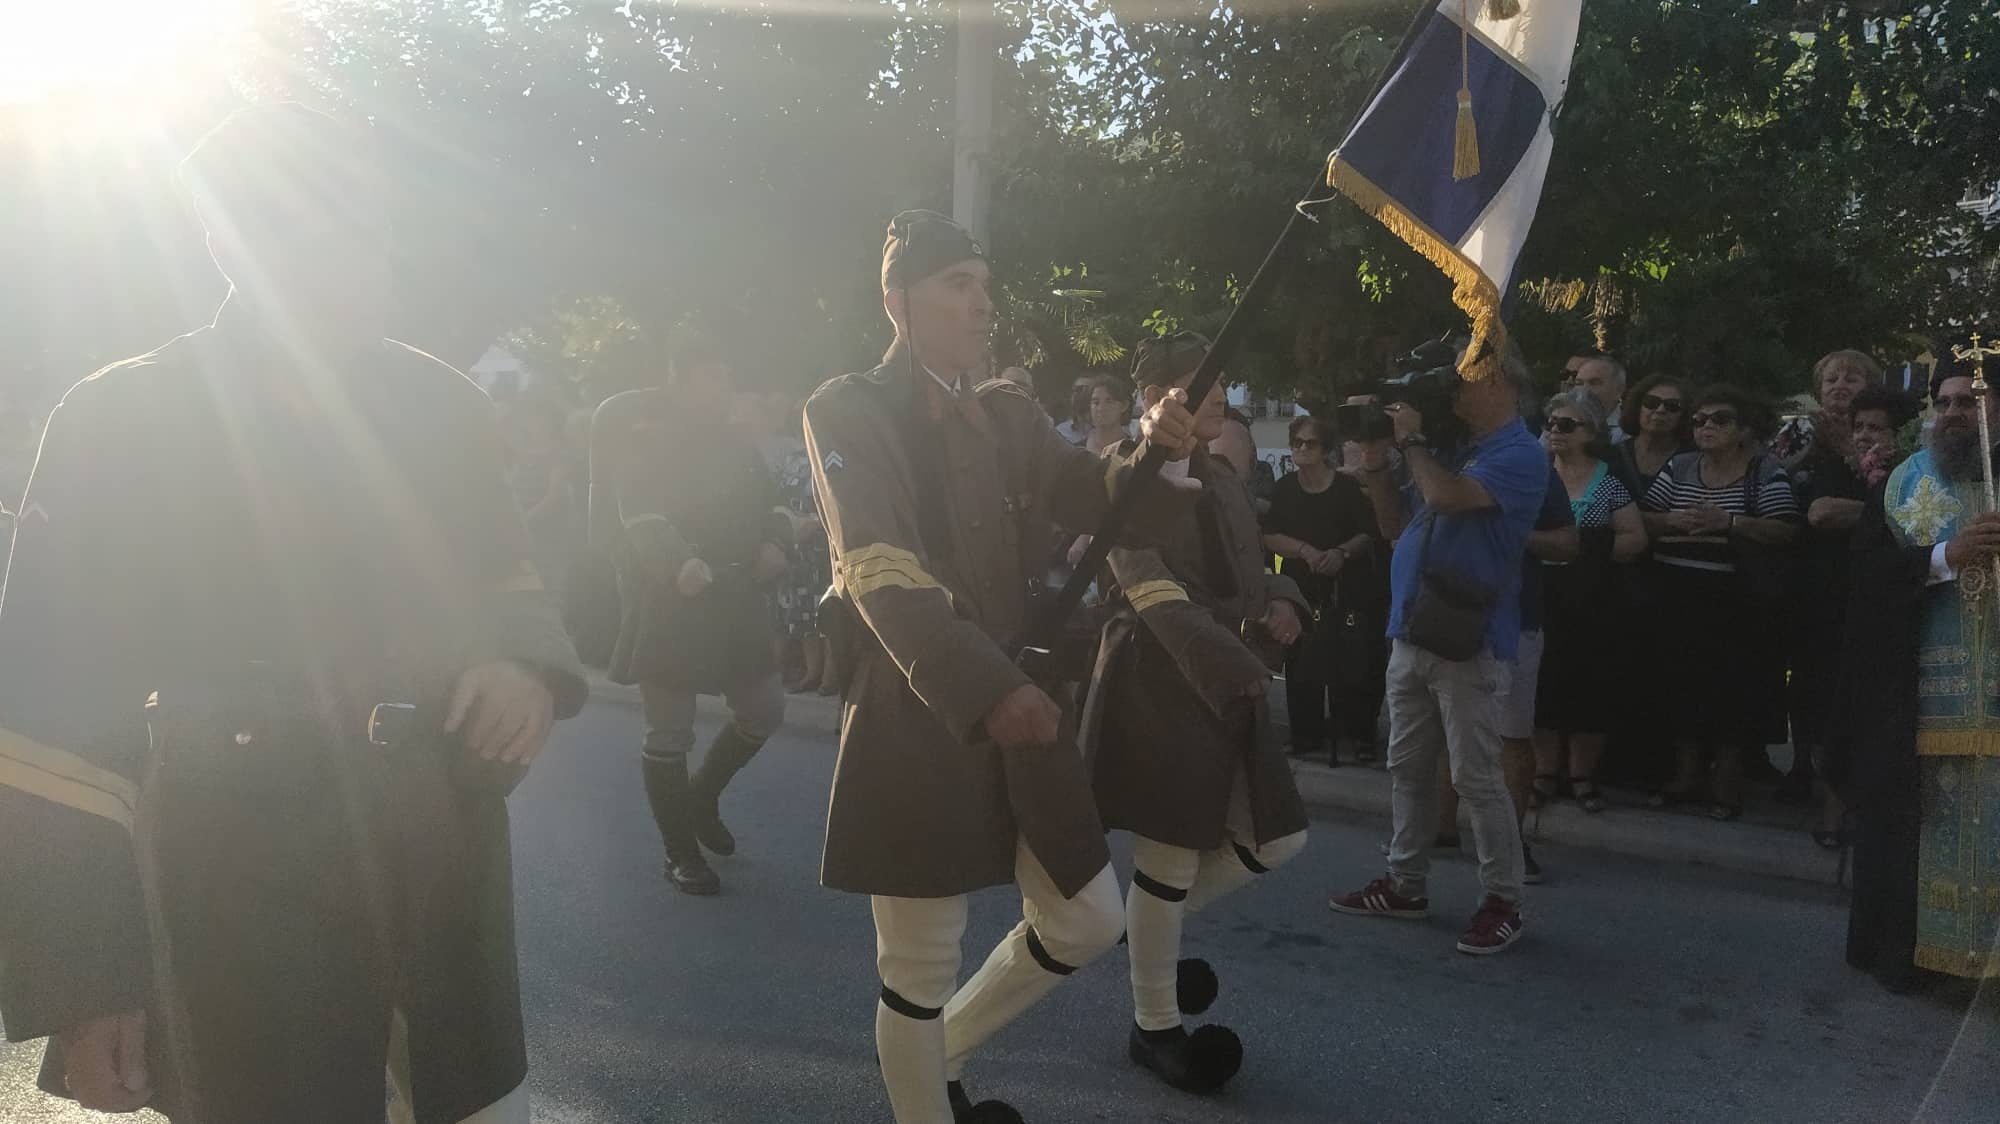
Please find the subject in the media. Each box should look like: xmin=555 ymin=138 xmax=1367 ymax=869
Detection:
xmin=1453 ymin=89 xmax=1480 ymax=180
xmin=1452 ymin=0 xmax=1480 ymax=181
xmin=1487 ymin=0 xmax=1521 ymax=18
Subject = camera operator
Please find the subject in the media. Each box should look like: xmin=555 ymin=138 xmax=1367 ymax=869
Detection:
xmin=1329 ymin=340 xmax=1548 ymax=956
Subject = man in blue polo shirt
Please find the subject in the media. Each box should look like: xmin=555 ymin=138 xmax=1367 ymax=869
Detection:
xmin=1331 ymin=346 xmax=1547 ymax=956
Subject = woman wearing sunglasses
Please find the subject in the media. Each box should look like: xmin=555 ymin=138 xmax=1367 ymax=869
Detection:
xmin=1532 ymin=390 xmax=1647 ymax=814
xmin=1638 ymin=385 xmax=1800 ymax=820
xmin=1614 ymin=373 xmax=1694 ymax=496
xmin=1261 ymin=416 xmax=1387 ymax=765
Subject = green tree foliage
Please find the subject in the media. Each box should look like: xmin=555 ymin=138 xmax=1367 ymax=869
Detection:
xmin=4 ymin=0 xmax=1994 ymax=409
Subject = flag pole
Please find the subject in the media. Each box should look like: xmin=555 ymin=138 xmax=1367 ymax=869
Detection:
xmin=1017 ymin=5 xmax=1432 ymax=664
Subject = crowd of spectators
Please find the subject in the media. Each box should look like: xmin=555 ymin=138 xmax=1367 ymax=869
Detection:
xmin=1253 ymin=346 xmax=1924 ymax=848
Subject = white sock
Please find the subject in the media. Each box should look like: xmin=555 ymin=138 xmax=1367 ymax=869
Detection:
xmin=1127 ymin=874 xmax=1189 ymax=1032
xmin=877 ymin=998 xmax=950 ymax=1124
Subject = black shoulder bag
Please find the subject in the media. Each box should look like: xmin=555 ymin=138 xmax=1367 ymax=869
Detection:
xmin=1402 ymin=511 xmax=1498 ymax=662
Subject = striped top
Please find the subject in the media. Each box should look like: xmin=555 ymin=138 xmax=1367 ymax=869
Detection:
xmin=1641 ymin=452 xmax=1799 ymax=573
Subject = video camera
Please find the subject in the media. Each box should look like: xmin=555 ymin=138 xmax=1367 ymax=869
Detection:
xmin=1330 ymin=334 xmax=1467 ymax=451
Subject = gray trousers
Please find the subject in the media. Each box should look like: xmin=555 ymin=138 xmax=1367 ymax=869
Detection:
xmin=1383 ymin=640 xmax=1524 ymax=904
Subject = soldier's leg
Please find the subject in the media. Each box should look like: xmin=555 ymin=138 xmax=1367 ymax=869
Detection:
xmin=1185 ymin=770 xmax=1308 ymax=914
xmin=689 ymin=669 xmax=786 ymax=856
xmin=1126 ymin=836 xmax=1202 ymax=1032
xmin=638 ymin=682 xmax=717 ymax=893
xmin=871 ymin=893 xmax=969 ymax=1124
xmin=941 ymin=844 xmax=1123 ymax=1080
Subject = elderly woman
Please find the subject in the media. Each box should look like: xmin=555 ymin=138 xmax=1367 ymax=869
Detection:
xmin=1532 ymin=390 xmax=1647 ymax=813
xmin=1261 ymin=415 xmax=1387 ymax=764
xmin=1771 ymin=349 xmax=1883 ymax=471
xmin=1790 ymin=383 xmax=1917 ymax=845
xmin=1774 ymin=352 xmax=1886 ymax=804
xmin=1613 ymin=373 xmax=1693 ymax=497
xmin=1640 ymin=385 xmax=1801 ymax=820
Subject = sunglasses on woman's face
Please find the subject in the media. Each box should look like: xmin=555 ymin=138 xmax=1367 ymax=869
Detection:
xmin=1290 ymin=437 xmax=1324 ymax=450
xmin=1691 ymin=410 xmax=1739 ymax=429
xmin=1641 ymin=395 xmax=1684 ymax=413
xmin=1546 ymin=416 xmax=1587 ymax=435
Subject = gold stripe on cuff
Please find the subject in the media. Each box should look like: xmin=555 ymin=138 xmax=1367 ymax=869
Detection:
xmin=0 ymin=725 xmax=138 ymax=832
xmin=1126 ymin=579 xmax=1188 ymax=613
xmin=842 ymin=543 xmax=953 ymax=603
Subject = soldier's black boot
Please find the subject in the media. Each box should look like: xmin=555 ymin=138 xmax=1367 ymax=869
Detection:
xmin=1128 ymin=1022 xmax=1242 ymax=1095
xmin=948 ymin=1080 xmax=1025 ymax=1123
xmin=642 ymin=754 xmax=720 ymax=895
xmin=690 ymin=726 xmax=766 ymax=857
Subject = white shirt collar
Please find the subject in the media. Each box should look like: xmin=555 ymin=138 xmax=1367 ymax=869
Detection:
xmin=922 ymin=364 xmax=964 ymax=398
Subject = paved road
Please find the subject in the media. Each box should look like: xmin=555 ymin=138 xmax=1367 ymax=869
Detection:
xmin=6 ymin=696 xmax=1998 ymax=1122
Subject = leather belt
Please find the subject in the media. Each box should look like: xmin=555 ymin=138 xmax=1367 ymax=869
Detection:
xmin=144 ymin=684 xmax=428 ymax=752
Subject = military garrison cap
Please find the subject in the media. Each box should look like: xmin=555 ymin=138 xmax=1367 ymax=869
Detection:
xmin=881 ymin=210 xmax=986 ymax=292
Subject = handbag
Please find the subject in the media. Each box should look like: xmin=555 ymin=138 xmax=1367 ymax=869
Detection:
xmin=1403 ymin=513 xmax=1497 ymax=662
xmin=1293 ymin=574 xmax=1380 ymax=693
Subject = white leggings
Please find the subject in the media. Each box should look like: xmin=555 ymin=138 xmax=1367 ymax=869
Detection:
xmin=870 ymin=841 xmax=1124 ymax=1123
xmin=1126 ymin=771 xmax=1307 ymax=1030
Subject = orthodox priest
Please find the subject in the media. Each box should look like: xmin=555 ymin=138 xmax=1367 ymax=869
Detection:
xmin=1842 ymin=356 xmax=2000 ymax=990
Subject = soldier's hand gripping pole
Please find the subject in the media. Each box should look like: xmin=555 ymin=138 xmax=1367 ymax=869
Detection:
xmin=1014 ymin=197 xmax=1316 ymax=675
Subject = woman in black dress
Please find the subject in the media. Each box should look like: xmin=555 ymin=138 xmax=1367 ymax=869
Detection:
xmin=1638 ymin=386 xmax=1801 ymax=820
xmin=1791 ymin=383 xmax=1916 ymax=845
xmin=1534 ymin=390 xmax=1648 ymax=812
xmin=1604 ymin=373 xmax=1692 ymax=788
xmin=1261 ymin=416 xmax=1387 ymax=765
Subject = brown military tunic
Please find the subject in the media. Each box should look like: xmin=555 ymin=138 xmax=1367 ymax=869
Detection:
xmin=0 ymin=312 xmax=586 ymax=1123
xmin=803 ymin=351 xmax=1184 ymax=900
xmin=1086 ymin=446 xmax=1312 ymax=851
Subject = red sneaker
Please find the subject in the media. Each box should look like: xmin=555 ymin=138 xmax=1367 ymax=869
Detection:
xmin=1328 ymin=877 xmax=1429 ymax=919
xmin=1455 ymin=895 xmax=1524 ymax=956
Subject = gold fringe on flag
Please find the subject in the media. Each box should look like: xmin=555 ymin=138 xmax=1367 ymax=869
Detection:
xmin=1453 ymin=0 xmax=1480 ymax=181
xmin=1323 ymin=157 xmax=1507 ymax=381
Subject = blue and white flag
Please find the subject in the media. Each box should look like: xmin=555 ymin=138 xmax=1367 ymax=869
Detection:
xmin=1327 ymin=0 xmax=1582 ymax=378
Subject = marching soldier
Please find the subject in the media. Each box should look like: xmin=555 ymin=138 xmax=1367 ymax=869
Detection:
xmin=803 ymin=211 xmax=1200 ymax=1123
xmin=1083 ymin=332 xmax=1311 ymax=1094
xmin=0 ymin=105 xmax=586 ymax=1122
xmin=594 ymin=339 xmax=793 ymax=895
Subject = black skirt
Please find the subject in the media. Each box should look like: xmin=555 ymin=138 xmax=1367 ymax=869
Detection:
xmin=1535 ymin=559 xmax=1621 ymax=734
xmin=1652 ymin=561 xmax=1789 ymax=745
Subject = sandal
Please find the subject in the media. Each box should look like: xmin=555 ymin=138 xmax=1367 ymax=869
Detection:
xmin=1570 ymin=778 xmax=1607 ymax=815
xmin=1708 ymin=802 xmax=1743 ymax=822
xmin=1530 ymin=773 xmax=1562 ymax=810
